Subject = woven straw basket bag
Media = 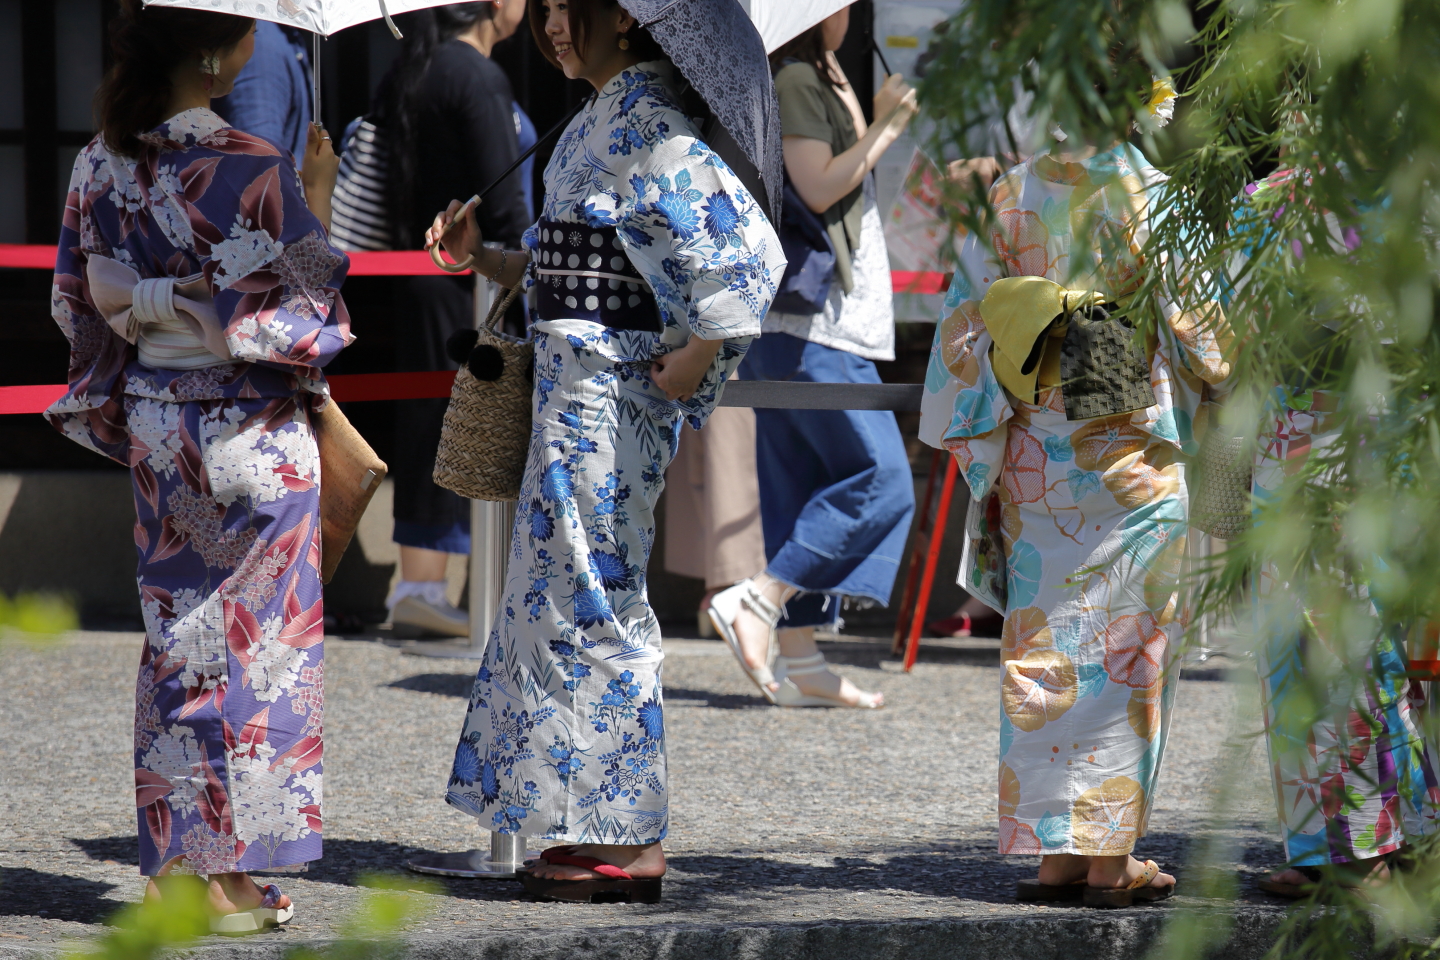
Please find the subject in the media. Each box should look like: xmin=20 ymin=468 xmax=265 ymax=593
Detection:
xmin=1190 ymin=432 xmax=1253 ymax=540
xmin=433 ymin=285 xmax=533 ymax=501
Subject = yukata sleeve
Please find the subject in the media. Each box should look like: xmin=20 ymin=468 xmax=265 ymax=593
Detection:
xmin=614 ymin=136 xmax=785 ymax=341
xmin=44 ymin=148 xmax=133 ymax=464
xmin=918 ymin=223 xmax=1012 ymax=501
xmin=1158 ymin=240 xmax=1236 ymax=395
xmin=197 ymin=148 xmax=353 ymax=383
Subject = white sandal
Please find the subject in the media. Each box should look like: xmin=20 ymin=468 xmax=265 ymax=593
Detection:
xmin=773 ymin=653 xmax=884 ymax=709
xmin=708 ymin=578 xmax=781 ymax=705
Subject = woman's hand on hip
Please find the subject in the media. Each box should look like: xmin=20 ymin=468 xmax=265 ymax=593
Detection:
xmin=650 ymin=336 xmax=724 ymax=402
xmin=425 ymin=198 xmax=483 ymax=265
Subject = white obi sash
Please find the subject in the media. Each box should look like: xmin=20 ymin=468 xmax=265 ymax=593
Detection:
xmin=86 ymin=255 xmax=234 ymax=371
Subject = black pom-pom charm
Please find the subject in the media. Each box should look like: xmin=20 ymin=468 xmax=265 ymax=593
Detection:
xmin=468 ymin=344 xmax=505 ymax=381
xmin=446 ymin=328 xmax=480 ymax=364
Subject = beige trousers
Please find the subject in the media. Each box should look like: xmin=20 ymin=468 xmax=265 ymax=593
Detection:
xmin=663 ymin=405 xmax=766 ymax=589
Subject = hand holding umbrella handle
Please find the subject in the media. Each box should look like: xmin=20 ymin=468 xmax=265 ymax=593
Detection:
xmin=428 ymin=195 xmax=481 ymax=274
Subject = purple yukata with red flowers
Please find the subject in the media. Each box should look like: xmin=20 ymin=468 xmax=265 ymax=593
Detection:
xmin=45 ymin=108 xmax=351 ymax=876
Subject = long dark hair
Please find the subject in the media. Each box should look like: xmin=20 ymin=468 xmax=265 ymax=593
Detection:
xmin=96 ymin=0 xmax=254 ymax=157
xmin=377 ymin=3 xmax=495 ymax=249
xmin=768 ymin=23 xmax=843 ymax=90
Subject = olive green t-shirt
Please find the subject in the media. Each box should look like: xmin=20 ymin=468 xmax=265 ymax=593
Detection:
xmin=774 ymin=60 xmax=864 ymax=294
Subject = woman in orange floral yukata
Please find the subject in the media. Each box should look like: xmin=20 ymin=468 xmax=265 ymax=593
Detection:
xmin=918 ymin=125 xmax=1233 ymax=907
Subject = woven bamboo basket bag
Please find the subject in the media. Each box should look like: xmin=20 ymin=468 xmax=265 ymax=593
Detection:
xmin=1190 ymin=432 xmax=1253 ymax=540
xmin=433 ymin=284 xmax=532 ymax=501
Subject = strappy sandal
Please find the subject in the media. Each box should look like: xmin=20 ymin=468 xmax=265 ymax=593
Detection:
xmin=708 ymin=579 xmax=781 ymax=704
xmin=1083 ymin=859 xmax=1174 ymax=908
xmin=1016 ymin=878 xmax=1086 ymax=901
xmin=518 ymin=846 xmax=663 ymax=904
xmin=209 ymin=882 xmax=294 ymax=935
xmin=772 ymin=653 xmax=883 ymax=709
xmin=1255 ymin=865 xmax=1322 ymax=898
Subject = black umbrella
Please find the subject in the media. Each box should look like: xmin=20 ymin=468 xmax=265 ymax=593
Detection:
xmin=619 ymin=0 xmax=782 ymax=220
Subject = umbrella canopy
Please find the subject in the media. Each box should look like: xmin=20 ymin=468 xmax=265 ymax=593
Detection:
xmin=141 ymin=0 xmax=451 ymax=38
xmin=738 ymin=0 xmax=850 ymax=54
xmin=619 ymin=0 xmax=782 ymax=220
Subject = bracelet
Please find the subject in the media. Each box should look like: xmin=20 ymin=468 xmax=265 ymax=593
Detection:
xmin=480 ymin=243 xmax=509 ymax=282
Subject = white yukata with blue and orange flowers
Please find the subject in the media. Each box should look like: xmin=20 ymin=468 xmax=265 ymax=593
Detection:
xmin=919 ymin=146 xmax=1233 ymax=857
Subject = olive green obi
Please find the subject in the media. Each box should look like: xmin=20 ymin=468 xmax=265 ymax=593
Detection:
xmin=980 ymin=276 xmax=1156 ymax=420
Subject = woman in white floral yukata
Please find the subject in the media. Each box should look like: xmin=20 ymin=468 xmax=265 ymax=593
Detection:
xmin=427 ymin=0 xmax=783 ymax=904
xmin=45 ymin=0 xmax=346 ymax=934
xmin=918 ymin=81 xmax=1234 ymax=907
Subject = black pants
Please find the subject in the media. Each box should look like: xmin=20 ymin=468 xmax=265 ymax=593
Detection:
xmin=392 ymin=275 xmax=472 ymax=550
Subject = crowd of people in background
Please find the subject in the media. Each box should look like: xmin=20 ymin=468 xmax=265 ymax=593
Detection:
xmin=38 ymin=0 xmax=1436 ymax=932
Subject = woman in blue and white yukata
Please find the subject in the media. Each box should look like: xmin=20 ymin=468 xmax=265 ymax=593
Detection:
xmin=425 ymin=0 xmax=784 ymax=903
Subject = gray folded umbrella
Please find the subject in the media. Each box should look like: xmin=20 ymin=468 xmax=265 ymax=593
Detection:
xmin=619 ymin=0 xmax=782 ymax=220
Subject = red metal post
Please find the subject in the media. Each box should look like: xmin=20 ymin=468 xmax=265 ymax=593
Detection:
xmin=902 ymin=455 xmax=959 ymax=672
xmin=892 ymin=449 xmax=944 ymax=657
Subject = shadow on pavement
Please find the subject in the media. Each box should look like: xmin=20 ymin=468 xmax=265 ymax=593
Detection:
xmin=0 ymin=867 xmax=119 ymax=923
xmin=388 ymin=674 xmax=771 ymax=710
xmin=819 ymin=639 xmax=1002 ymax=670
xmin=656 ymin=686 xmax=770 ymax=710
xmin=69 ymin=836 xmax=138 ymax=865
xmin=388 ymin=673 xmax=474 ymax=698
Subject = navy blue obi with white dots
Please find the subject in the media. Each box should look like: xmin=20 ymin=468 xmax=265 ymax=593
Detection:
xmin=533 ymin=219 xmax=661 ymax=333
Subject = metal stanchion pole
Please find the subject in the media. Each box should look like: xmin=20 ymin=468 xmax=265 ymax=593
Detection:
xmin=404 ymin=276 xmax=526 ymax=875
xmin=406 ymin=827 xmax=528 ymax=879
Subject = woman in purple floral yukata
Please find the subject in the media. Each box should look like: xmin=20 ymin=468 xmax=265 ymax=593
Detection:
xmin=44 ymin=0 xmax=346 ymax=934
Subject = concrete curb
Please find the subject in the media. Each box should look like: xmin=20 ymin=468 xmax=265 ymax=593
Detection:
xmin=0 ymin=908 xmax=1300 ymax=960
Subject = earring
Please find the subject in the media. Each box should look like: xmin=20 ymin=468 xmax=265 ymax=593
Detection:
xmin=200 ymin=52 xmax=220 ymax=92
xmin=618 ymin=34 xmax=630 ymax=50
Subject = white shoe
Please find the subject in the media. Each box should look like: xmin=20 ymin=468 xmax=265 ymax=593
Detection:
xmin=707 ymin=579 xmax=781 ymax=704
xmin=391 ymin=595 xmax=469 ymax=638
xmin=773 ymin=653 xmax=884 ymax=709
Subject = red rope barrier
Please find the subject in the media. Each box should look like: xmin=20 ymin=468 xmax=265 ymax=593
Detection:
xmin=0 ymin=246 xmax=953 ymax=415
xmin=0 ymin=372 xmax=457 ymax=416
xmin=1 ymin=245 xmax=955 ymax=287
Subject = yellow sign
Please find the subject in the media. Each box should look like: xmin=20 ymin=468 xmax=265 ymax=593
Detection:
xmin=885 ymin=35 xmax=920 ymax=48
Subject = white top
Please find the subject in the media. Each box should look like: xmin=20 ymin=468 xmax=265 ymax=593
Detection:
xmin=763 ymin=176 xmax=895 ymax=361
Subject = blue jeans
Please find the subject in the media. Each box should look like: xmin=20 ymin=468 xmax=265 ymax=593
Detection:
xmin=739 ymin=333 xmax=915 ymax=628
xmin=393 ymin=517 xmax=471 ymax=554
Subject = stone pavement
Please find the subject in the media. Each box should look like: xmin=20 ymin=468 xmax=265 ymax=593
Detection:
xmin=0 ymin=629 xmax=1301 ymax=959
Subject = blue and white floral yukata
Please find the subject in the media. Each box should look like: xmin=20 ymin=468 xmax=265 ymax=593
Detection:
xmin=445 ymin=61 xmax=784 ymax=844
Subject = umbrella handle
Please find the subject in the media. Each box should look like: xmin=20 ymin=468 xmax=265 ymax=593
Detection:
xmin=430 ymin=243 xmax=475 ymax=274
xmin=428 ymin=195 xmax=480 ymax=273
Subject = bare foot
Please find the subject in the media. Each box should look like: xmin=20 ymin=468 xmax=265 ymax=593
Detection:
xmin=144 ymin=873 xmax=292 ymax=915
xmin=1037 ymin=853 xmax=1091 ymax=886
xmin=1264 ymin=868 xmax=1318 ymax=890
xmin=784 ymin=660 xmax=883 ymax=708
xmin=523 ymin=842 xmax=665 ymax=881
xmin=1267 ymin=858 xmax=1389 ymax=891
xmin=1086 ymin=855 xmax=1175 ymax=891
